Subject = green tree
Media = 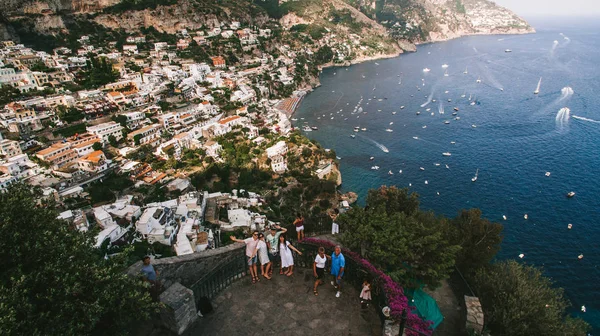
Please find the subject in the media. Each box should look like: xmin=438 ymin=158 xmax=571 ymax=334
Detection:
xmin=314 ymin=46 xmax=334 ymax=65
xmin=339 ymin=186 xmax=461 ymax=289
xmin=133 ymin=134 xmax=142 ymax=145
xmin=108 ymin=135 xmax=118 ymax=147
xmin=92 ymin=142 xmax=103 ymax=151
xmin=79 ymin=56 xmax=119 ymax=89
xmin=56 ymin=105 xmax=85 ymax=123
xmin=446 ymin=208 xmax=503 ymax=274
xmin=474 ymin=261 xmax=590 ymax=336
xmin=0 ymin=185 xmax=159 ymax=335
xmin=0 ymin=84 xmax=21 ymax=106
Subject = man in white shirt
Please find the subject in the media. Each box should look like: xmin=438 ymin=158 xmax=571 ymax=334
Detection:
xmin=266 ymin=224 xmax=287 ymax=276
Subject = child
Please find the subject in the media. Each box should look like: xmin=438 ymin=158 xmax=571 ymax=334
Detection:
xmin=359 ymin=279 xmax=372 ymax=306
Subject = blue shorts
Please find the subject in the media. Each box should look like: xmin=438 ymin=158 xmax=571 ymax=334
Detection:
xmin=247 ymin=255 xmax=258 ymax=266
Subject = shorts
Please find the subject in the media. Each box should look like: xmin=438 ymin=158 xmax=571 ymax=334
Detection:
xmin=268 ymin=251 xmax=278 ymax=261
xmin=315 ymin=267 xmax=325 ymax=279
xmin=295 ymin=225 xmax=304 ymax=232
xmin=247 ymin=255 xmax=258 ymax=266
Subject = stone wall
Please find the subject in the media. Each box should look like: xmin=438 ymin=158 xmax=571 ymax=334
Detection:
xmin=127 ymin=243 xmax=245 ymax=290
xmin=159 ymin=282 xmax=198 ymax=335
xmin=465 ymin=295 xmax=484 ymax=335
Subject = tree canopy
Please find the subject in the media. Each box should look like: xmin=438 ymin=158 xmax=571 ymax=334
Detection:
xmin=0 ymin=185 xmax=158 ymax=335
xmin=474 ymin=261 xmax=590 ymax=336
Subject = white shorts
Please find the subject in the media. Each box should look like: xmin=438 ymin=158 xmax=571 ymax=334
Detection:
xmin=295 ymin=225 xmax=304 ymax=232
xmin=332 ymin=222 xmax=339 ymax=234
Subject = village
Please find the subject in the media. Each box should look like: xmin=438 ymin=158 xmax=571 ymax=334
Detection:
xmin=0 ymin=19 xmax=361 ymax=258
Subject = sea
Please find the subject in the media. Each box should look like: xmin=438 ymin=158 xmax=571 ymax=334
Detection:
xmin=293 ymin=17 xmax=600 ymax=330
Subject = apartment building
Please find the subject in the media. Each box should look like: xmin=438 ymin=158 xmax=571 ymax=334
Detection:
xmin=87 ymin=121 xmax=124 ymax=145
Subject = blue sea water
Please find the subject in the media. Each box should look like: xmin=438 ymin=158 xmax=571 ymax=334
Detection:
xmin=294 ymin=18 xmax=600 ymax=329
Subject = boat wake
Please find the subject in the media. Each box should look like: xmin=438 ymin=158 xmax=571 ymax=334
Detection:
xmin=438 ymin=101 xmax=444 ymax=114
xmin=558 ymin=87 xmax=574 ymax=102
xmin=364 ymin=137 xmax=390 ymax=153
xmin=572 ymin=115 xmax=600 ymax=124
xmin=551 ymin=40 xmax=559 ymax=57
xmin=421 ymin=84 xmax=438 ymax=107
xmin=555 ymin=107 xmax=571 ymax=131
xmin=476 ymin=62 xmax=503 ymax=90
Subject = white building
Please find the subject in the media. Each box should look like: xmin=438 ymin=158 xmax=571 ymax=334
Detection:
xmin=87 ymin=121 xmax=124 ymax=145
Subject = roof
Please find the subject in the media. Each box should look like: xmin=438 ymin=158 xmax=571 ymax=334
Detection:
xmin=107 ymin=91 xmax=123 ymax=97
xmin=80 ymin=150 xmax=104 ymax=163
xmin=218 ymin=115 xmax=241 ymax=125
xmin=36 ymin=142 xmax=70 ymax=156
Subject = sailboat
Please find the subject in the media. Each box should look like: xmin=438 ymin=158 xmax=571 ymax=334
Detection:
xmin=464 ymin=67 xmax=468 ymax=74
xmin=534 ymin=77 xmax=542 ymax=94
xmin=471 ymin=169 xmax=479 ymax=182
xmin=444 ymin=69 xmax=449 ymax=77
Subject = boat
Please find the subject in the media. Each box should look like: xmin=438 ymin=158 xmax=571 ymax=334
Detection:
xmin=454 ymin=107 xmax=459 ymax=111
xmin=390 ymin=122 xmax=394 ymax=125
xmin=545 ymin=172 xmax=551 ymax=177
xmin=534 ymin=77 xmax=542 ymax=94
xmin=471 ymin=124 xmax=477 ymax=128
xmin=423 ymin=68 xmax=431 ymax=72
xmin=370 ymin=156 xmax=375 ymax=161
xmin=447 ymin=98 xmax=452 ymax=102
xmin=381 ymin=147 xmax=389 ymax=153
xmin=454 ymin=117 xmax=460 ymax=120
xmin=445 ymin=164 xmax=450 ymax=169
xmin=464 ymin=67 xmax=468 ymax=74
xmin=291 ymin=118 xmax=298 ymax=121
xmin=371 ymin=166 xmax=380 ymax=170
xmin=361 ymin=128 xmax=367 ymax=131
xmin=442 ymin=152 xmax=451 ymax=156
xmin=444 ymin=121 xmax=450 ymax=124
xmin=452 ymin=112 xmax=458 ymax=116
xmin=422 ymin=125 xmax=427 ymax=129
xmin=524 ymin=214 xmax=528 ymax=220
xmin=578 ymin=254 xmax=584 ymax=260
xmin=336 ymin=156 xmax=341 ymax=160
xmin=519 ymin=253 xmax=524 ymax=259
xmin=567 ymin=191 xmax=576 ymax=198
xmin=476 ymin=77 xmax=481 ymax=83
xmin=426 ymin=108 xmax=431 ymax=112
xmin=505 ymin=49 xmax=512 ymax=53
xmin=399 ymin=170 xmax=403 ymax=174
xmin=568 ymin=224 xmax=573 ymax=229
xmin=386 ymin=129 xmax=393 ymax=132
xmin=502 ymin=215 xmax=507 ymax=220
xmin=471 ymin=168 xmax=479 ymax=182
xmin=413 ymin=136 xmax=419 ymax=140
xmin=302 ymin=125 xmax=312 ymax=131
xmin=444 ymin=69 xmax=449 ymax=77
xmin=434 ymin=163 xmax=440 ymax=166
xmin=392 ymin=111 xmax=397 ymax=115
xmin=420 ymin=167 xmax=425 ymax=171
xmin=424 ymin=180 xmax=429 ymax=185
xmin=442 ymin=64 xmax=449 ymax=68
xmin=350 ymin=134 xmax=356 ymax=138
xmin=450 ymin=141 xmax=456 ymax=144
xmin=311 ymin=126 xmax=318 ymax=130
xmin=416 ymin=111 xmax=421 ymax=115
xmin=400 ymin=106 xmax=405 ymax=109
xmin=388 ymin=170 xmax=394 ymax=175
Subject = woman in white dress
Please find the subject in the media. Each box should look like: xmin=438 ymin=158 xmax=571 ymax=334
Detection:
xmin=257 ymin=233 xmax=271 ymax=280
xmin=278 ymin=233 xmax=302 ymax=277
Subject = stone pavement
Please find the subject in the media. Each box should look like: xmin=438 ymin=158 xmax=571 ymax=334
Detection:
xmin=185 ymin=267 xmax=382 ymax=336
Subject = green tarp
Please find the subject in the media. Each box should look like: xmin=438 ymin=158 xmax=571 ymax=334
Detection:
xmin=408 ymin=289 xmax=444 ymax=329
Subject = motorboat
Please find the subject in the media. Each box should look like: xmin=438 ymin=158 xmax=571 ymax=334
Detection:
xmin=471 ymin=124 xmax=477 ymax=128
xmin=567 ymin=191 xmax=576 ymax=198
xmin=476 ymin=77 xmax=481 ymax=83
xmin=442 ymin=64 xmax=449 ymax=68
xmin=444 ymin=121 xmax=450 ymax=124
xmin=392 ymin=112 xmax=397 ymax=115
xmin=578 ymin=254 xmax=584 ymax=260
xmin=399 ymin=170 xmax=403 ymax=174
xmin=371 ymin=166 xmax=380 ymax=170
xmin=505 ymin=49 xmax=512 ymax=53
xmin=390 ymin=122 xmax=394 ymax=125
xmin=545 ymin=172 xmax=551 ymax=177
xmin=350 ymin=134 xmax=356 ymax=138
xmin=400 ymin=106 xmax=405 ymax=109
xmin=450 ymin=141 xmax=456 ymax=144
xmin=424 ymin=180 xmax=429 ymax=185
xmin=434 ymin=163 xmax=440 ymax=166
xmin=534 ymin=77 xmax=542 ymax=94
xmin=386 ymin=129 xmax=393 ymax=132
xmin=361 ymin=128 xmax=367 ymax=131
xmin=524 ymin=214 xmax=528 ymax=220
xmin=454 ymin=107 xmax=459 ymax=111
xmin=370 ymin=156 xmax=375 ymax=161
xmin=472 ymin=168 xmax=479 ymax=182
xmin=413 ymin=136 xmax=419 ymax=140
xmin=568 ymin=224 xmax=573 ymax=229
xmin=420 ymin=167 xmax=425 ymax=171
xmin=416 ymin=111 xmax=421 ymax=115
xmin=464 ymin=67 xmax=468 ymax=74
xmin=302 ymin=125 xmax=312 ymax=131
xmin=291 ymin=118 xmax=298 ymax=121
xmin=454 ymin=117 xmax=460 ymax=120
xmin=444 ymin=70 xmax=449 ymax=77
xmin=442 ymin=152 xmax=451 ymax=156
xmin=452 ymin=112 xmax=458 ymax=116
xmin=502 ymin=215 xmax=507 ymax=220
xmin=388 ymin=170 xmax=394 ymax=175
xmin=311 ymin=126 xmax=318 ymax=130
xmin=423 ymin=68 xmax=431 ymax=72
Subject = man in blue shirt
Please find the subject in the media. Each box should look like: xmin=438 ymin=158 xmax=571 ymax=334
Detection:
xmin=330 ymin=245 xmax=345 ymax=298
xmin=141 ymin=256 xmax=159 ymax=299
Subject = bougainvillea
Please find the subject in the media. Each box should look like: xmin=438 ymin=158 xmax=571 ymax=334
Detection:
xmin=302 ymin=238 xmax=433 ymax=335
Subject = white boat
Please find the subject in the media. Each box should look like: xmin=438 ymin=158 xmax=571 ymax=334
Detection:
xmin=464 ymin=67 xmax=468 ymax=74
xmin=413 ymin=136 xmax=419 ymax=140
xmin=392 ymin=112 xmax=397 ymax=115
xmin=444 ymin=121 xmax=450 ymax=124
xmin=476 ymin=77 xmax=481 ymax=83
xmin=420 ymin=167 xmax=425 ymax=171
xmin=545 ymin=172 xmax=551 ymax=177
xmin=442 ymin=152 xmax=451 ymax=156
xmin=389 ymin=122 xmax=394 ymax=125
xmin=291 ymin=118 xmax=298 ymax=121
xmin=336 ymin=156 xmax=341 ymax=160
xmin=388 ymin=170 xmax=394 ymax=175
xmin=444 ymin=69 xmax=449 ymax=77
xmin=450 ymin=141 xmax=456 ymax=144
xmin=534 ymin=77 xmax=542 ymax=94
xmin=424 ymin=180 xmax=429 ymax=185
xmin=426 ymin=108 xmax=431 ymax=112
xmin=568 ymin=224 xmax=573 ymax=229
xmin=399 ymin=170 xmax=403 ymax=174
xmin=371 ymin=166 xmax=380 ymax=170
xmin=471 ymin=124 xmax=477 ymax=128
xmin=302 ymin=125 xmax=312 ymax=132
xmin=350 ymin=134 xmax=356 ymax=138
xmin=471 ymin=169 xmax=479 ymax=182
xmin=400 ymin=106 xmax=405 ymax=109
xmin=311 ymin=126 xmax=318 ymax=130
xmin=445 ymin=164 xmax=450 ymax=169
xmin=422 ymin=125 xmax=427 ymax=129
xmin=423 ymin=68 xmax=431 ymax=72
xmin=502 ymin=215 xmax=507 ymax=220
xmin=567 ymin=191 xmax=576 ymax=198
xmin=370 ymin=156 xmax=375 ymax=161
xmin=361 ymin=128 xmax=367 ymax=131
xmin=578 ymin=254 xmax=584 ymax=260
xmin=434 ymin=163 xmax=440 ymax=166
xmin=416 ymin=111 xmax=421 ymax=115
xmin=524 ymin=214 xmax=528 ymax=220
xmin=386 ymin=129 xmax=393 ymax=132
xmin=381 ymin=147 xmax=389 ymax=153
xmin=442 ymin=64 xmax=449 ymax=68
xmin=505 ymin=49 xmax=512 ymax=53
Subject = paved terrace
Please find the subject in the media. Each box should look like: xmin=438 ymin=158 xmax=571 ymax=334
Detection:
xmin=185 ymin=267 xmax=381 ymax=336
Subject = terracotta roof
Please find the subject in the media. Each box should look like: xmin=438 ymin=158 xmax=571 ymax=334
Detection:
xmin=80 ymin=150 xmax=105 ymax=163
xmin=218 ymin=115 xmax=241 ymax=125
xmin=36 ymin=142 xmax=69 ymax=156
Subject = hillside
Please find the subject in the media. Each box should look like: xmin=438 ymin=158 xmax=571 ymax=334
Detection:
xmin=0 ymin=0 xmax=533 ymax=54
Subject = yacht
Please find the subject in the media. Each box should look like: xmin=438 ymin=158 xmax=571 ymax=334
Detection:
xmin=568 ymin=224 xmax=573 ymax=229
xmin=422 ymin=125 xmax=427 ymax=129
xmin=424 ymin=180 xmax=429 ymax=185
xmin=471 ymin=124 xmax=477 ymax=128
xmin=502 ymin=215 xmax=507 ymax=220
xmin=423 ymin=68 xmax=431 ymax=72
xmin=416 ymin=111 xmax=421 ymax=115
xmin=454 ymin=107 xmax=459 ymax=111
xmin=350 ymin=134 xmax=356 ymax=138
xmin=476 ymin=77 xmax=481 ymax=83
xmin=390 ymin=122 xmax=394 ymax=125
xmin=361 ymin=128 xmax=367 ymax=131
xmin=567 ymin=191 xmax=576 ymax=198
xmin=545 ymin=172 xmax=551 ymax=177
xmin=450 ymin=141 xmax=456 ymax=144
xmin=311 ymin=126 xmax=318 ymax=130
xmin=386 ymin=129 xmax=393 ymax=132
xmin=445 ymin=164 xmax=450 ymax=169
xmin=302 ymin=125 xmax=312 ymax=132
xmin=291 ymin=118 xmax=298 ymax=121
xmin=452 ymin=112 xmax=458 ymax=116
xmin=399 ymin=170 xmax=403 ymax=174
xmin=444 ymin=121 xmax=450 ymax=124
xmin=400 ymin=106 xmax=405 ymax=109
xmin=392 ymin=111 xmax=397 ymax=115
xmin=471 ymin=168 xmax=479 ymax=182
xmin=505 ymin=49 xmax=512 ymax=53
xmin=442 ymin=152 xmax=451 ymax=156
xmin=413 ymin=136 xmax=419 ymax=140
xmin=420 ymin=167 xmax=425 ymax=171
xmin=371 ymin=166 xmax=380 ymax=170
xmin=370 ymin=156 xmax=375 ymax=161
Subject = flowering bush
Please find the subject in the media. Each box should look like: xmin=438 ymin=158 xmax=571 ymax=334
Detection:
xmin=302 ymin=238 xmax=433 ymax=335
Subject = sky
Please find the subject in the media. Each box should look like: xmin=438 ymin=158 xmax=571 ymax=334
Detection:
xmin=492 ymin=0 xmax=600 ymax=17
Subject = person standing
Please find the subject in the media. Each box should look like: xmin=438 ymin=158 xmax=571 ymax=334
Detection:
xmin=230 ymin=231 xmax=260 ymax=284
xmin=359 ymin=279 xmax=372 ymax=306
xmin=330 ymin=245 xmax=345 ymax=298
xmin=266 ymin=224 xmax=287 ymax=275
xmin=330 ymin=208 xmax=340 ymax=235
xmin=279 ymin=233 xmax=302 ymax=276
xmin=313 ymin=246 xmax=330 ymax=295
xmin=293 ymin=213 xmax=305 ymax=241
xmin=141 ymin=256 xmax=160 ymax=300
xmin=256 ymin=233 xmax=271 ymax=280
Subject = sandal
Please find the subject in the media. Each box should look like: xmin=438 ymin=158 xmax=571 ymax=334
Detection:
xmin=252 ymin=277 xmax=256 ymax=284
xmin=313 ymin=290 xmax=318 ymax=296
